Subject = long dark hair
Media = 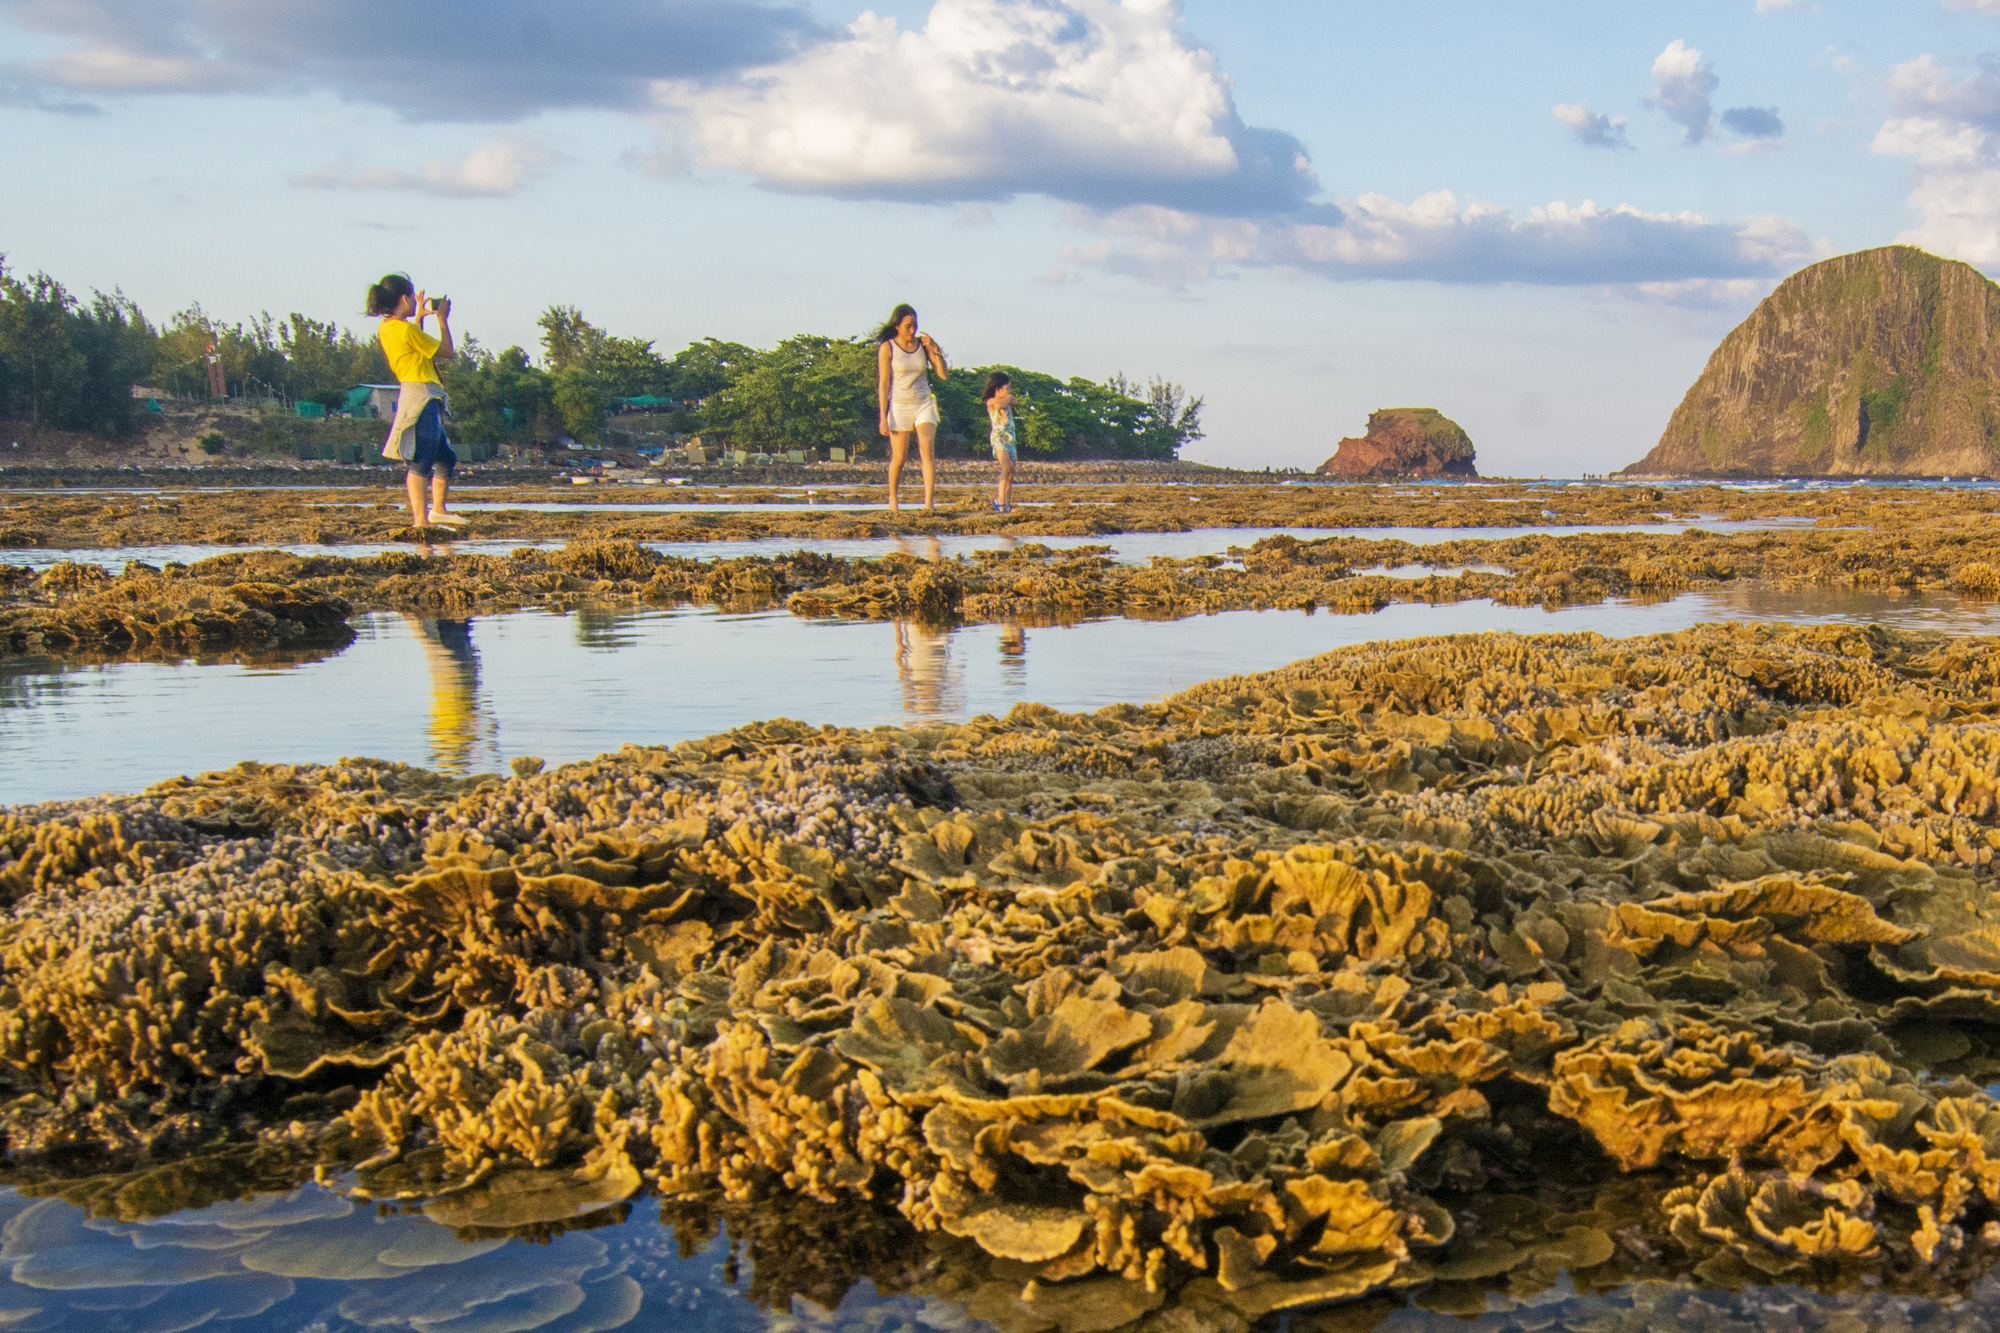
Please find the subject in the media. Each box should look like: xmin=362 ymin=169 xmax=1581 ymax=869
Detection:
xmin=874 ymin=303 xmax=917 ymax=343
xmin=365 ymin=273 xmax=416 ymax=317
xmin=982 ymin=371 xmax=1010 ymax=403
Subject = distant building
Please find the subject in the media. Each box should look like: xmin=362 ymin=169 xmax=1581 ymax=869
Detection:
xmin=345 ymin=385 xmax=400 ymax=419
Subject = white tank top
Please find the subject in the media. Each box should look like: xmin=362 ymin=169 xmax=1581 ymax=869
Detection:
xmin=889 ymin=340 xmax=932 ymax=404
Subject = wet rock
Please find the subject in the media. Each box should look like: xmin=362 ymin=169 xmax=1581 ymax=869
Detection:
xmin=1316 ymin=410 xmax=1476 ymax=480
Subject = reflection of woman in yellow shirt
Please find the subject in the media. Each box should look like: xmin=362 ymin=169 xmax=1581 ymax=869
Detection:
xmin=366 ymin=273 xmax=464 ymax=529
xmin=406 ymin=615 xmax=484 ymax=773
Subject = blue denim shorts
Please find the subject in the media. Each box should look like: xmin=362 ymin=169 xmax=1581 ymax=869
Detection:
xmin=408 ymin=399 xmax=456 ymax=480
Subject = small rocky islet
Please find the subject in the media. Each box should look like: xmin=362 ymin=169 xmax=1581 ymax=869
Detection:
xmin=8 ymin=616 xmax=2000 ymax=1329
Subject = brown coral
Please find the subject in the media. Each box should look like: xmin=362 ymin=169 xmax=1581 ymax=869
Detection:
xmin=11 ymin=620 xmax=2000 ymax=1316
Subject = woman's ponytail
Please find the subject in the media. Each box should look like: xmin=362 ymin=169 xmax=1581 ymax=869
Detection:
xmin=365 ymin=273 xmax=415 ymax=317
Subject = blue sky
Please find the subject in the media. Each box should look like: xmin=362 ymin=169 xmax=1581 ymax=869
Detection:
xmin=4 ymin=0 xmax=1998 ymax=474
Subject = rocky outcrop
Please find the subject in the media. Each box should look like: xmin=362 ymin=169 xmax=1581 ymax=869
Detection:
xmin=1625 ymin=246 xmax=2000 ymax=478
xmin=1318 ymin=408 xmax=1477 ymax=479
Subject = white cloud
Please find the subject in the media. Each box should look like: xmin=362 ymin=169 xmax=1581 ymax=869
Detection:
xmin=1063 ymin=192 xmax=1821 ymax=287
xmin=31 ymin=46 xmax=256 ymax=93
xmin=1871 ymin=53 xmax=2000 ymax=261
xmin=1755 ymin=0 xmax=1818 ymax=13
xmin=1647 ymin=39 xmax=1718 ymax=144
xmin=0 ymin=0 xmax=821 ymax=120
xmin=1721 ymin=105 xmax=1785 ymax=139
xmin=1946 ymin=0 xmax=2000 ymax=13
xmin=1630 ymin=277 xmax=1779 ymax=308
xmin=663 ymin=0 xmax=1317 ymax=214
xmin=1553 ymin=102 xmax=1632 ymax=149
xmin=290 ymin=139 xmax=556 ymax=198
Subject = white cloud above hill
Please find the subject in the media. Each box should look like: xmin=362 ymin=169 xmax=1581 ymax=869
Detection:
xmin=1873 ymin=52 xmax=2000 ymax=261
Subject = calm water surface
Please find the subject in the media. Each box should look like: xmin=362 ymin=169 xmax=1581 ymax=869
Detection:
xmin=3 ymin=583 xmax=1993 ymax=805
xmin=0 ymin=519 xmax=1812 ymax=574
xmin=0 ymin=1181 xmax=1987 ymax=1333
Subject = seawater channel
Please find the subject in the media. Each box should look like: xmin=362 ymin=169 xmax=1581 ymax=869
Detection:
xmin=1 ymin=1179 xmax=1995 ymax=1333
xmin=0 ymin=517 xmax=1814 ymax=574
xmin=4 ymin=578 xmax=1996 ymax=805
xmin=7 ymin=522 xmax=2000 ymax=1332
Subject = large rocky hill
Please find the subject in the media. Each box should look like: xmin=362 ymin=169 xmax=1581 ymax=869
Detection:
xmin=1623 ymin=246 xmax=2000 ymax=477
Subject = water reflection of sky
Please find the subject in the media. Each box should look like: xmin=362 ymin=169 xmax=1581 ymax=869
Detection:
xmin=2 ymin=1180 xmax=1995 ymax=1333
xmin=4 ymin=583 xmax=1997 ymax=804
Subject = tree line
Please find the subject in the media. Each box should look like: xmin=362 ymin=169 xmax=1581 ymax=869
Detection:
xmin=0 ymin=258 xmax=1203 ymax=459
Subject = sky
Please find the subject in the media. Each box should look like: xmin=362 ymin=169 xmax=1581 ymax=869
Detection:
xmin=3 ymin=0 xmax=1999 ymax=475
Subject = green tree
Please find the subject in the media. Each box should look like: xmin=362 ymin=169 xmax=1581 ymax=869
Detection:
xmin=553 ymin=367 xmax=608 ymax=442
xmin=279 ymin=313 xmax=389 ymax=408
xmin=152 ymin=304 xmax=288 ymax=400
xmin=535 ymin=305 xmax=672 ymax=433
xmin=441 ymin=342 xmax=557 ymax=444
xmin=704 ymin=335 xmax=875 ymax=451
xmin=593 ymin=334 xmax=670 ymax=398
xmin=666 ymin=337 xmax=759 ymax=403
xmin=537 ymin=305 xmax=607 ymax=375
xmin=0 ymin=266 xmax=86 ymax=427
xmin=68 ymin=290 xmax=157 ymax=435
xmin=0 ymin=260 xmax=156 ymax=434
xmin=1109 ymin=372 xmax=1204 ymax=458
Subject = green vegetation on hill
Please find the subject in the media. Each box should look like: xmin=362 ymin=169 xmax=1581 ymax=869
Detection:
xmin=0 ymin=257 xmax=1203 ymax=460
xmin=1625 ymin=245 xmax=2000 ymax=478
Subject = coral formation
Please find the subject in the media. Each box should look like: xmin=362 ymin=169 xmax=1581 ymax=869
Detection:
xmin=17 ymin=478 xmax=2000 ymax=658
xmin=2 ymin=474 xmax=1980 ymax=555
xmin=10 ymin=621 xmax=2000 ymax=1322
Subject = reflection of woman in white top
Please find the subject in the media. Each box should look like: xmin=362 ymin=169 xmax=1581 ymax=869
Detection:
xmin=875 ymin=303 xmax=949 ymax=514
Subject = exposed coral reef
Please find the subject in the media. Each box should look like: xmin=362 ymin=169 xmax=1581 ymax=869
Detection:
xmin=0 ymin=476 xmax=1963 ymax=554
xmin=1317 ymin=410 xmax=1477 ymax=480
xmin=8 ymin=622 xmax=2000 ymax=1323
xmin=16 ymin=490 xmax=2000 ymax=658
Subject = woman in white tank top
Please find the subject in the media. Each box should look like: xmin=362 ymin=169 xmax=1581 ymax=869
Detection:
xmin=875 ymin=303 xmax=949 ymax=514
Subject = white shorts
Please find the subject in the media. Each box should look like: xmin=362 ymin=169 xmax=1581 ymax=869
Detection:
xmin=886 ymin=398 xmax=939 ymax=432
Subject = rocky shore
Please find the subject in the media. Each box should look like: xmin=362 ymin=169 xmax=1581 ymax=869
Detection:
xmin=8 ymin=499 xmax=2000 ymax=658
xmin=7 ymin=621 xmax=2000 ymax=1325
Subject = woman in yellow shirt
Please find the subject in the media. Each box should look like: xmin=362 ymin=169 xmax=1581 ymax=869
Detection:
xmin=366 ymin=273 xmax=464 ymax=528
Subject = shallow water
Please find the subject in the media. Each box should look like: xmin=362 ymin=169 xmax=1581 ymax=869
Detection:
xmin=0 ymin=1181 xmax=1989 ymax=1333
xmin=0 ymin=519 xmax=1809 ymax=574
xmin=452 ymin=501 xmax=890 ymax=513
xmin=3 ymin=583 xmax=1994 ymax=804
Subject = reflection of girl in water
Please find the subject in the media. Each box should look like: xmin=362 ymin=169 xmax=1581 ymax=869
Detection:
xmin=893 ymin=620 xmax=959 ymax=719
xmin=407 ymin=616 xmax=485 ymax=773
xmin=997 ymin=621 xmax=1027 ymax=691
